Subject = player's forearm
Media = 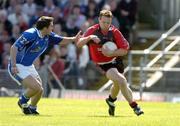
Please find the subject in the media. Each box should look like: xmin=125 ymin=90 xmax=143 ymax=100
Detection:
xmin=10 ymin=45 xmax=18 ymax=66
xmin=113 ymin=49 xmax=128 ymax=57
xmin=76 ymin=37 xmax=90 ymax=48
xmin=60 ymin=37 xmax=76 ymax=45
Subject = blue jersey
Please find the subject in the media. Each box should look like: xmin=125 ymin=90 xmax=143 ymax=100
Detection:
xmin=12 ymin=28 xmax=63 ymax=66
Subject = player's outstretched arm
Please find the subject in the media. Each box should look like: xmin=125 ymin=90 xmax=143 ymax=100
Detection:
xmin=60 ymin=31 xmax=82 ymax=45
xmin=76 ymin=35 xmax=101 ymax=48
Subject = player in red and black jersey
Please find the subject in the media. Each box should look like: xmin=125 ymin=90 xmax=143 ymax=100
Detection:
xmin=77 ymin=10 xmax=143 ymax=116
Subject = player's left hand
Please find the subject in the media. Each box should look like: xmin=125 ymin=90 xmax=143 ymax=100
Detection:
xmin=11 ymin=65 xmax=19 ymax=75
xmin=101 ymin=46 xmax=115 ymax=57
xmin=89 ymin=35 xmax=101 ymax=44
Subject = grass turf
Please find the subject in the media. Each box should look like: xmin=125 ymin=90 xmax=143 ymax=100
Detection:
xmin=0 ymin=97 xmax=180 ymax=126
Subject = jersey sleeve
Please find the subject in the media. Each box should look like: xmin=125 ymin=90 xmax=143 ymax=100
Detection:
xmin=49 ymin=32 xmax=63 ymax=45
xmin=14 ymin=31 xmax=34 ymax=51
xmin=113 ymin=29 xmax=129 ymax=50
xmin=83 ymin=26 xmax=96 ymax=37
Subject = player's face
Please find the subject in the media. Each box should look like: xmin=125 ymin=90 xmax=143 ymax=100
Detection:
xmin=46 ymin=22 xmax=53 ymax=35
xmin=99 ymin=16 xmax=112 ymax=31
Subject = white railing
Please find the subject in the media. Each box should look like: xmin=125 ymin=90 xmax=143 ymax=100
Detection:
xmin=48 ymin=65 xmax=65 ymax=90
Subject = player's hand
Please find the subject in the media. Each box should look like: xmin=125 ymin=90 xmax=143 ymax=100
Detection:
xmin=89 ymin=35 xmax=101 ymax=44
xmin=74 ymin=31 xmax=82 ymax=43
xmin=101 ymin=46 xmax=115 ymax=57
xmin=11 ymin=65 xmax=19 ymax=75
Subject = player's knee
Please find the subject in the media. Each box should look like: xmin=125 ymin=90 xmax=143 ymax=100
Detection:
xmin=117 ymin=77 xmax=127 ymax=87
xmin=32 ymin=85 xmax=40 ymax=93
xmin=34 ymin=83 xmax=43 ymax=93
xmin=38 ymin=86 xmax=44 ymax=94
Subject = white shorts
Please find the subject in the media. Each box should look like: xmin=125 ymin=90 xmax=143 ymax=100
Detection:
xmin=8 ymin=64 xmax=39 ymax=85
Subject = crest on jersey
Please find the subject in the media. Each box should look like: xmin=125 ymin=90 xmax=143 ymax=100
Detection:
xmin=30 ymin=46 xmax=41 ymax=52
xmin=18 ymin=35 xmax=29 ymax=44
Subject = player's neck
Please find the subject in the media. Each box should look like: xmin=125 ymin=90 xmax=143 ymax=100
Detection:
xmin=101 ymin=29 xmax=109 ymax=35
xmin=40 ymin=30 xmax=46 ymax=38
xmin=100 ymin=26 xmax=109 ymax=35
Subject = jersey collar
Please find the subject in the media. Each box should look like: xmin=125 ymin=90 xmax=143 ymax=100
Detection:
xmin=35 ymin=28 xmax=43 ymax=38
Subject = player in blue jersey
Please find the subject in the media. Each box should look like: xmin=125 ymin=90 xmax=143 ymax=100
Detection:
xmin=8 ymin=16 xmax=81 ymax=115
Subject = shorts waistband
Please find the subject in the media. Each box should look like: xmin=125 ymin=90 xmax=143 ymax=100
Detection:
xmin=97 ymin=58 xmax=116 ymax=65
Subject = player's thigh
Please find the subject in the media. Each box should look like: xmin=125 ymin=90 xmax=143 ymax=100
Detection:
xmin=22 ymin=75 xmax=42 ymax=91
xmin=106 ymin=68 xmax=126 ymax=84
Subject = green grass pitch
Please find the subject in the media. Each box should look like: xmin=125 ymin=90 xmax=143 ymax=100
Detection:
xmin=0 ymin=97 xmax=180 ymax=126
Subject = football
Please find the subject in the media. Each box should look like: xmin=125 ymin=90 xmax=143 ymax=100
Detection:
xmin=102 ymin=41 xmax=117 ymax=51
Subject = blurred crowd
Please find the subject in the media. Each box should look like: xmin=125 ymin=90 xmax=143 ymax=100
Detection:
xmin=0 ymin=0 xmax=138 ymax=91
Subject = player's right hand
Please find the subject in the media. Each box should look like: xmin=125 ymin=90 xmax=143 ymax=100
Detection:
xmin=11 ymin=66 xmax=19 ymax=75
xmin=90 ymin=35 xmax=101 ymax=44
xmin=74 ymin=31 xmax=82 ymax=43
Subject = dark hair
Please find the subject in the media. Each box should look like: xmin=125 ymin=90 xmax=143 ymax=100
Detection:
xmin=99 ymin=10 xmax=113 ymax=18
xmin=36 ymin=16 xmax=54 ymax=30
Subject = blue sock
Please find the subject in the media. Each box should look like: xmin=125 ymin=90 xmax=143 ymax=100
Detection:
xmin=19 ymin=94 xmax=30 ymax=104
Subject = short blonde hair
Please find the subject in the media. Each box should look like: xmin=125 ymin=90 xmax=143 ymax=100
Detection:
xmin=99 ymin=10 xmax=113 ymax=18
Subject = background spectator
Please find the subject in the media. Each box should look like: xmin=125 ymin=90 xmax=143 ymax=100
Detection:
xmin=43 ymin=0 xmax=55 ymax=16
xmin=116 ymin=0 xmax=138 ymax=41
xmin=66 ymin=5 xmax=86 ymax=36
xmin=0 ymin=9 xmax=12 ymax=36
xmin=7 ymin=4 xmax=29 ymax=31
xmin=22 ymin=0 xmax=36 ymax=17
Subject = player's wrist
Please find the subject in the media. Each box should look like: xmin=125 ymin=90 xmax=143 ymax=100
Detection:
xmin=112 ymin=50 xmax=118 ymax=57
xmin=72 ymin=37 xmax=77 ymax=43
xmin=72 ymin=36 xmax=76 ymax=40
xmin=12 ymin=64 xmax=17 ymax=67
